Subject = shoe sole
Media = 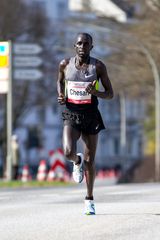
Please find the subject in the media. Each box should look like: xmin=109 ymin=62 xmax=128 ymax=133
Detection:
xmin=85 ymin=212 xmax=96 ymax=215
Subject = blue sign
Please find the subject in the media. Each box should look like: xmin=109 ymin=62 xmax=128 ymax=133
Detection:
xmin=0 ymin=46 xmax=5 ymax=53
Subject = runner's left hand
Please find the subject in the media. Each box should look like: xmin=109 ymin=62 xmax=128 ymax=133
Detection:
xmin=85 ymin=80 xmax=97 ymax=94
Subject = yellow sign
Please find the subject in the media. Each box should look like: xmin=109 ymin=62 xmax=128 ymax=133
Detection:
xmin=0 ymin=55 xmax=8 ymax=67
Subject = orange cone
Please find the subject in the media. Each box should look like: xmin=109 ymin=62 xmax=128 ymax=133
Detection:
xmin=47 ymin=166 xmax=56 ymax=181
xmin=37 ymin=160 xmax=47 ymax=181
xmin=108 ymin=169 xmax=116 ymax=178
xmin=21 ymin=165 xmax=32 ymax=182
xmin=97 ymin=170 xmax=106 ymax=179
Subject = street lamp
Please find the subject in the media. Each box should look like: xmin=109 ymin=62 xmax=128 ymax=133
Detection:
xmin=139 ymin=46 xmax=160 ymax=181
xmin=119 ymin=91 xmax=126 ymax=156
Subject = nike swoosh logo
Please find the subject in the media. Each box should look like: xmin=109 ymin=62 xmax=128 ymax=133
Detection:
xmin=84 ymin=74 xmax=94 ymax=78
xmin=95 ymin=124 xmax=99 ymax=130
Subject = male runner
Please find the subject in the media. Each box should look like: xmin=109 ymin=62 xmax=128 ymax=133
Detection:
xmin=57 ymin=33 xmax=113 ymax=215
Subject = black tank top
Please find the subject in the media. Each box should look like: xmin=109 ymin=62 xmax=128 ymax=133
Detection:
xmin=64 ymin=56 xmax=99 ymax=111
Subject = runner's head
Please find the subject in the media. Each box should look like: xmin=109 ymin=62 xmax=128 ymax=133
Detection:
xmin=74 ymin=33 xmax=93 ymax=58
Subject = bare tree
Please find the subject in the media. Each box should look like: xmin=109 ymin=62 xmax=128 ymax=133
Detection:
xmin=0 ymin=0 xmax=29 ymax=40
xmin=0 ymin=0 xmax=51 ymax=176
xmin=105 ymin=1 xmax=160 ymax=155
xmin=146 ymin=0 xmax=160 ymax=10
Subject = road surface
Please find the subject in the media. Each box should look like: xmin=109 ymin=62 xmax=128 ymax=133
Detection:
xmin=0 ymin=180 xmax=160 ymax=240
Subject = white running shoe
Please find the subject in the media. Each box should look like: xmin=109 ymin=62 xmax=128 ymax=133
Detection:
xmin=72 ymin=153 xmax=84 ymax=183
xmin=84 ymin=200 xmax=96 ymax=215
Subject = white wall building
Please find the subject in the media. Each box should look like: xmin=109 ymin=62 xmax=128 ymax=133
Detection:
xmin=69 ymin=0 xmax=127 ymax=23
xmin=25 ymin=0 xmax=127 ymax=23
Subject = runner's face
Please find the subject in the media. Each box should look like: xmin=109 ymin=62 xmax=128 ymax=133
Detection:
xmin=74 ymin=35 xmax=93 ymax=58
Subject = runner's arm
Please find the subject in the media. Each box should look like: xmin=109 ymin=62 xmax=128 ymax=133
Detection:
xmin=57 ymin=59 xmax=68 ymax=104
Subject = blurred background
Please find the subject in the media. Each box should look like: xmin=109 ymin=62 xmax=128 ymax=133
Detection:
xmin=0 ymin=0 xmax=160 ymax=183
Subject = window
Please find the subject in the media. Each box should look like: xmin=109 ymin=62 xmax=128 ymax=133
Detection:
xmin=32 ymin=1 xmax=46 ymax=11
xmin=57 ymin=2 xmax=66 ymax=19
xmin=113 ymin=137 xmax=120 ymax=155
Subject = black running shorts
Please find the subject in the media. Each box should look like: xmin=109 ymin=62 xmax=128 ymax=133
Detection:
xmin=62 ymin=108 xmax=105 ymax=135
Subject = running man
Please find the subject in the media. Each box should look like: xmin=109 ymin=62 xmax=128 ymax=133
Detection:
xmin=57 ymin=33 xmax=113 ymax=215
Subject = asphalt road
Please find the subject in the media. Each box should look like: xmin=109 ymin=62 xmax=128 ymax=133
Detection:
xmin=0 ymin=179 xmax=160 ymax=240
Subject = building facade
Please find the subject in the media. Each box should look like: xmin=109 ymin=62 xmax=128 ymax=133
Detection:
xmin=24 ymin=0 xmax=69 ymax=21
xmin=0 ymin=0 xmax=145 ymax=174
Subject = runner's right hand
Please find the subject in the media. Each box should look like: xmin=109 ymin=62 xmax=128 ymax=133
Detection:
xmin=58 ymin=93 xmax=66 ymax=105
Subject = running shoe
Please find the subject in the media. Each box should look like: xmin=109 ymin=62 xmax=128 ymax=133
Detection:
xmin=72 ymin=153 xmax=84 ymax=183
xmin=84 ymin=200 xmax=96 ymax=215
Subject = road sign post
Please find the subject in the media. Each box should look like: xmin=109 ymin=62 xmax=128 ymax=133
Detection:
xmin=13 ymin=43 xmax=42 ymax=55
xmin=14 ymin=69 xmax=43 ymax=80
xmin=13 ymin=56 xmax=43 ymax=67
xmin=6 ymin=41 xmax=13 ymax=181
xmin=13 ymin=43 xmax=43 ymax=81
xmin=0 ymin=41 xmax=12 ymax=180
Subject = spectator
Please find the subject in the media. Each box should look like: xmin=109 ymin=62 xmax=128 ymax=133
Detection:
xmin=11 ymin=135 xmax=20 ymax=180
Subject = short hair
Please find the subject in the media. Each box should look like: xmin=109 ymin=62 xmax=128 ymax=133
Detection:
xmin=76 ymin=32 xmax=93 ymax=44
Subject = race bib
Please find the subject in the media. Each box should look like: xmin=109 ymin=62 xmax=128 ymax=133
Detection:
xmin=67 ymin=81 xmax=91 ymax=104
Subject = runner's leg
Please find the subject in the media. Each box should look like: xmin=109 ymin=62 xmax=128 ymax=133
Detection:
xmin=82 ymin=134 xmax=98 ymax=198
xmin=63 ymin=125 xmax=81 ymax=164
